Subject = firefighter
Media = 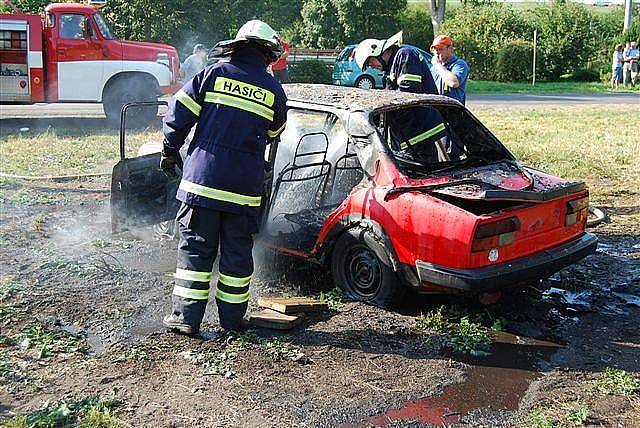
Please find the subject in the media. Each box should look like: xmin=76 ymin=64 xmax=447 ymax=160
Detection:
xmin=160 ymin=20 xmax=287 ymax=335
xmin=353 ymin=32 xmax=446 ymax=162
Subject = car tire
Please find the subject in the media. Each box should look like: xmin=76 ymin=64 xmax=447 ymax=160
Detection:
xmin=331 ymin=226 xmax=405 ymax=309
xmin=355 ymin=75 xmax=375 ymax=89
xmin=103 ymin=76 xmax=159 ymax=126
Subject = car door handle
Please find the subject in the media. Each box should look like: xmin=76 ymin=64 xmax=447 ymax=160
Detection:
xmin=58 ymin=48 xmax=67 ymax=56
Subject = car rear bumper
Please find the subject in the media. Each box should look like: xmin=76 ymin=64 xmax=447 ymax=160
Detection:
xmin=415 ymin=233 xmax=598 ymax=293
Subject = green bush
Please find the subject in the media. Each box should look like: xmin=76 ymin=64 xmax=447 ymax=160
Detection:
xmin=494 ymin=39 xmax=534 ymax=82
xmin=398 ymin=7 xmax=434 ymax=52
xmin=533 ymin=2 xmax=598 ymax=80
xmin=441 ymin=4 xmax=533 ymax=81
xmin=569 ymin=68 xmax=600 ymax=82
xmin=289 ymin=60 xmax=333 ymax=84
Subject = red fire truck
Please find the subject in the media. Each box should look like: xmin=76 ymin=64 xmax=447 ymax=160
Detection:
xmin=0 ymin=1 xmax=181 ymax=121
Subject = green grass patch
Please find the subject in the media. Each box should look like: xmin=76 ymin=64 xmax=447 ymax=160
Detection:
xmin=7 ymin=189 xmax=63 ymax=205
xmin=5 ymin=396 xmax=120 ymax=428
xmin=180 ymin=331 xmax=308 ymax=378
xmin=566 ymin=405 xmax=589 ymax=425
xmin=0 ymin=126 xmax=160 ymax=176
xmin=416 ymin=307 xmax=491 ymax=355
xmin=594 ymin=367 xmax=640 ymax=396
xmin=527 ymin=408 xmax=554 ymax=428
xmin=317 ymin=286 xmax=344 ymax=310
xmin=467 ymin=80 xmax=640 ymax=94
xmin=473 ymin=105 xmax=640 ymax=195
xmin=18 ymin=322 xmax=88 ymax=359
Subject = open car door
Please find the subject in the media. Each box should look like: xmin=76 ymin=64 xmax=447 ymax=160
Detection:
xmin=110 ymin=101 xmax=179 ymax=233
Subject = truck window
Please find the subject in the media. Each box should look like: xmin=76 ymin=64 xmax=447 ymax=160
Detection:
xmin=60 ymin=14 xmax=91 ymax=40
xmin=46 ymin=12 xmax=55 ymax=28
xmin=94 ymin=13 xmax=115 ymax=40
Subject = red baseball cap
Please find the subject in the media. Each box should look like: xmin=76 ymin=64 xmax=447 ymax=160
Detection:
xmin=431 ymin=35 xmax=453 ymax=49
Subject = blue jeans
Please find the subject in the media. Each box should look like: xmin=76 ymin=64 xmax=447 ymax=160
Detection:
xmin=612 ymin=66 xmax=622 ymax=83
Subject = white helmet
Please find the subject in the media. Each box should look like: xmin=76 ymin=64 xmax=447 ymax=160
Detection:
xmin=212 ymin=20 xmax=282 ymax=61
xmin=354 ymin=31 xmax=403 ymax=70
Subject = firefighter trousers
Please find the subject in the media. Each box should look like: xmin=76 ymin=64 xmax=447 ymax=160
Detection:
xmin=170 ymin=203 xmax=258 ymax=330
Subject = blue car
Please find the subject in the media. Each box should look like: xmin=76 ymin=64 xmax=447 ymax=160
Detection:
xmin=332 ymin=44 xmax=433 ymax=89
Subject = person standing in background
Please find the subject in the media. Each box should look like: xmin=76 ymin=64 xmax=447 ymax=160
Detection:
xmin=429 ymin=35 xmax=469 ymax=105
xmin=271 ymin=38 xmax=290 ymax=83
xmin=611 ymin=44 xmax=623 ymax=89
xmin=628 ymin=41 xmax=639 ymax=87
xmin=181 ymin=43 xmax=207 ymax=82
xmin=622 ymin=42 xmax=632 ymax=87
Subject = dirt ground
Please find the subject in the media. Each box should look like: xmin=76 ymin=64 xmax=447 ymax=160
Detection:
xmin=0 ymin=172 xmax=638 ymax=427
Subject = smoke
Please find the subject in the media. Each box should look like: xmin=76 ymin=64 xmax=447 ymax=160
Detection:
xmin=265 ymin=111 xmax=361 ymax=245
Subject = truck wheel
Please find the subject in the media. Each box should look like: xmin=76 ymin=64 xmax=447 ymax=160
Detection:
xmin=103 ymin=77 xmax=158 ymax=126
xmin=331 ymin=227 xmax=405 ymax=309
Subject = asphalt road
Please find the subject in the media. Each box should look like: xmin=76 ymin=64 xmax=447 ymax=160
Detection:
xmin=0 ymin=92 xmax=637 ymax=121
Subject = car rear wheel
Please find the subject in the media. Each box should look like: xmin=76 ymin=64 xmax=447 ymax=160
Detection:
xmin=355 ymin=75 xmax=375 ymax=89
xmin=331 ymin=227 xmax=405 ymax=309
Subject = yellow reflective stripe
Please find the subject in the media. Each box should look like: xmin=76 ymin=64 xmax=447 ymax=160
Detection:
xmin=398 ymin=73 xmax=422 ymax=83
xmin=214 ymin=77 xmax=275 ymax=107
xmin=267 ymin=122 xmax=286 ymax=138
xmin=175 ymin=89 xmax=201 ymax=116
xmin=400 ymin=123 xmax=446 ymax=150
xmin=173 ymin=285 xmax=210 ymax=300
xmin=219 ymin=273 xmax=251 ymax=288
xmin=175 ymin=268 xmax=211 ymax=282
xmin=216 ymin=289 xmax=249 ymax=304
xmin=179 ymin=179 xmax=262 ymax=207
xmin=205 ymin=92 xmax=274 ymax=121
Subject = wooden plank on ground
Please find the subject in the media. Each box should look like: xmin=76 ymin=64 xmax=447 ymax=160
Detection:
xmin=258 ymin=296 xmax=328 ymax=314
xmin=249 ymin=309 xmax=305 ymax=330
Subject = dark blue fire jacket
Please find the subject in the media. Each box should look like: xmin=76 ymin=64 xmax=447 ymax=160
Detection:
xmin=386 ymin=46 xmax=445 ymax=156
xmin=163 ymin=48 xmax=287 ymax=217
xmin=387 ymin=46 xmax=438 ymax=94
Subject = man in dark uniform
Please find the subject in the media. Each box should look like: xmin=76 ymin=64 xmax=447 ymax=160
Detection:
xmin=160 ymin=20 xmax=287 ymax=335
xmin=353 ymin=31 xmax=446 ymax=163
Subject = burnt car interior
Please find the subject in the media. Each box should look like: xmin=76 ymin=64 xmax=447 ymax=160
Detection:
xmin=264 ymin=108 xmax=364 ymax=252
xmin=377 ymin=105 xmax=514 ymax=177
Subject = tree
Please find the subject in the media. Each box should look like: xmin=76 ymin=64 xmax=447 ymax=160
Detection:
xmin=300 ymin=0 xmax=407 ymax=48
xmin=429 ymin=0 xmax=445 ymax=35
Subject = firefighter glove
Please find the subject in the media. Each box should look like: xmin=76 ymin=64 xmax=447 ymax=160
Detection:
xmin=160 ymin=147 xmax=183 ymax=179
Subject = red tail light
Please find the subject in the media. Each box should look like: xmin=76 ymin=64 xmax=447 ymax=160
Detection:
xmin=472 ymin=217 xmax=520 ymax=252
xmin=565 ymin=196 xmax=589 ymax=226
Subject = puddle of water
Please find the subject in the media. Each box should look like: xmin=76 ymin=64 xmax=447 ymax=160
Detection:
xmin=365 ymin=332 xmax=562 ymax=426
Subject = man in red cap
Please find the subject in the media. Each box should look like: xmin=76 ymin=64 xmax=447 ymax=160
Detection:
xmin=430 ymin=35 xmax=469 ymax=104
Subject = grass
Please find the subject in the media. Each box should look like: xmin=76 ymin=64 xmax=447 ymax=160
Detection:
xmin=407 ymin=0 xmax=623 ymax=14
xmin=5 ymin=396 xmax=120 ymax=428
xmin=1 ymin=106 xmax=636 ymax=201
xmin=0 ymin=126 xmax=160 ymax=176
xmin=594 ymin=367 xmax=640 ymax=396
xmin=472 ymin=105 xmax=640 ymax=196
xmin=467 ymin=80 xmax=640 ymax=94
xmin=180 ymin=331 xmax=309 ymax=378
xmin=18 ymin=322 xmax=88 ymax=359
xmin=317 ymin=286 xmax=345 ymax=310
xmin=415 ymin=307 xmax=492 ymax=355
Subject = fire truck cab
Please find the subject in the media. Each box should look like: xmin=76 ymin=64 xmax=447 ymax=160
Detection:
xmin=0 ymin=2 xmax=181 ymax=121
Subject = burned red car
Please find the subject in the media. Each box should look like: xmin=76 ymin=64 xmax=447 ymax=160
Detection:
xmin=111 ymin=85 xmax=597 ymax=308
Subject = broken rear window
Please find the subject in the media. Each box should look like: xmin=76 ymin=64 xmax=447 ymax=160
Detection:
xmin=378 ymin=105 xmax=513 ymax=177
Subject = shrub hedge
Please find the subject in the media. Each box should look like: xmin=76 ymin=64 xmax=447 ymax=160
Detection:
xmin=289 ymin=60 xmax=333 ymax=84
